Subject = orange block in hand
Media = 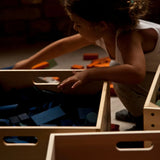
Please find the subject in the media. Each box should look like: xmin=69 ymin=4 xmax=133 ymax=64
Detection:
xmin=32 ymin=61 xmax=49 ymax=69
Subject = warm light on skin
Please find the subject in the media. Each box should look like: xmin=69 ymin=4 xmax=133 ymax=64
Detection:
xmin=67 ymin=12 xmax=109 ymax=42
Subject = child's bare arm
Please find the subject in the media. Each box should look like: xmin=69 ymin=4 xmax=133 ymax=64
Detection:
xmin=13 ymin=34 xmax=92 ymax=69
xmin=58 ymin=31 xmax=146 ymax=90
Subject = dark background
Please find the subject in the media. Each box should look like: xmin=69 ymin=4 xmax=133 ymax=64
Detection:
xmin=0 ymin=0 xmax=159 ymax=46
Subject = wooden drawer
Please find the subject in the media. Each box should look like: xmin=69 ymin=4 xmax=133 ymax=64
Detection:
xmin=144 ymin=65 xmax=160 ymax=130
xmin=46 ymin=131 xmax=160 ymax=160
xmin=0 ymin=69 xmax=110 ymax=160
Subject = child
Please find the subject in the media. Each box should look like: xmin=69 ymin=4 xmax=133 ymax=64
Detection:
xmin=13 ymin=0 xmax=160 ymax=130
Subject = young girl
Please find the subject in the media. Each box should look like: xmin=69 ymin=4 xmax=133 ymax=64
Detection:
xmin=13 ymin=0 xmax=160 ymax=130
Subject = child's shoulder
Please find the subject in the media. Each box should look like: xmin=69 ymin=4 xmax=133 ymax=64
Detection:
xmin=118 ymin=20 xmax=159 ymax=53
xmin=119 ymin=19 xmax=160 ymax=40
xmin=137 ymin=19 xmax=160 ymax=29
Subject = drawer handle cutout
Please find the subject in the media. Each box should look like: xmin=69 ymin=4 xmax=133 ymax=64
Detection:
xmin=3 ymin=136 xmax=38 ymax=146
xmin=116 ymin=141 xmax=153 ymax=151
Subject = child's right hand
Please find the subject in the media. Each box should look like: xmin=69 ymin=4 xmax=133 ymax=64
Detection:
xmin=58 ymin=70 xmax=89 ymax=91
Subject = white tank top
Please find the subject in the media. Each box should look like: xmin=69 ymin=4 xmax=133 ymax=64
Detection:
xmin=96 ymin=19 xmax=160 ymax=72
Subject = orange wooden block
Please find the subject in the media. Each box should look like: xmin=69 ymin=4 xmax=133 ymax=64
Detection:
xmin=52 ymin=77 xmax=60 ymax=81
xmin=94 ymin=63 xmax=110 ymax=68
xmin=110 ymin=83 xmax=117 ymax=96
xmin=71 ymin=64 xmax=84 ymax=69
xmin=83 ymin=53 xmax=99 ymax=60
xmin=32 ymin=61 xmax=49 ymax=69
xmin=87 ymin=61 xmax=100 ymax=68
xmin=87 ymin=57 xmax=111 ymax=68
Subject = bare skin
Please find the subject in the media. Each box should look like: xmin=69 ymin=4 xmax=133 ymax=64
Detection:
xmin=13 ymin=13 xmax=158 ymax=91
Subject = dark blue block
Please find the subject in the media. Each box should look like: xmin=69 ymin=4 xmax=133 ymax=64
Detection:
xmin=0 ymin=104 xmax=18 ymax=111
xmin=4 ymin=137 xmax=29 ymax=143
xmin=60 ymin=119 xmax=73 ymax=126
xmin=18 ymin=113 xmax=30 ymax=121
xmin=48 ymin=101 xmax=54 ymax=109
xmin=0 ymin=104 xmax=19 ymax=118
xmin=2 ymin=65 xmax=14 ymax=69
xmin=4 ymin=136 xmax=37 ymax=143
xmin=9 ymin=116 xmax=20 ymax=125
xmin=0 ymin=119 xmax=10 ymax=126
xmin=40 ymin=124 xmax=57 ymax=126
xmin=85 ymin=112 xmax=97 ymax=126
xmin=31 ymin=105 xmax=65 ymax=125
xmin=77 ymin=107 xmax=93 ymax=120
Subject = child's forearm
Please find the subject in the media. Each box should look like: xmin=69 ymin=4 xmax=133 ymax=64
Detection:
xmin=22 ymin=34 xmax=91 ymax=68
xmin=87 ymin=64 xmax=146 ymax=84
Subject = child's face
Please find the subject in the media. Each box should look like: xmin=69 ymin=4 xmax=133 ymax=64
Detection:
xmin=69 ymin=13 xmax=106 ymax=42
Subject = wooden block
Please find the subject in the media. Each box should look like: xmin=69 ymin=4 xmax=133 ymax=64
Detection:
xmin=87 ymin=57 xmax=111 ymax=68
xmin=31 ymin=106 xmax=66 ymax=125
xmin=52 ymin=77 xmax=60 ymax=81
xmin=18 ymin=113 xmax=30 ymax=121
xmin=110 ymin=83 xmax=117 ymax=96
xmin=85 ymin=112 xmax=97 ymax=126
xmin=111 ymin=123 xmax=119 ymax=131
xmin=32 ymin=61 xmax=49 ymax=69
xmin=77 ymin=107 xmax=93 ymax=120
xmin=9 ymin=116 xmax=20 ymax=125
xmin=71 ymin=64 xmax=84 ymax=69
xmin=156 ymin=99 xmax=160 ymax=106
xmin=0 ymin=104 xmax=18 ymax=111
xmin=94 ymin=63 xmax=110 ymax=68
xmin=0 ymin=119 xmax=10 ymax=126
xmin=60 ymin=119 xmax=74 ymax=126
xmin=83 ymin=53 xmax=99 ymax=60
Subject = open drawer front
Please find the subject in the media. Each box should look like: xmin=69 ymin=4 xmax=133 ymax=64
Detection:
xmin=0 ymin=69 xmax=103 ymax=94
xmin=46 ymin=131 xmax=160 ymax=160
xmin=0 ymin=69 xmax=111 ymax=160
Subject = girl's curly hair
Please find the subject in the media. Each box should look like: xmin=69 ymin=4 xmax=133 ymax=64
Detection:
xmin=64 ymin=0 xmax=150 ymax=30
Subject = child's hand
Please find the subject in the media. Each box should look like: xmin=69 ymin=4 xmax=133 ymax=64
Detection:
xmin=13 ymin=59 xmax=32 ymax=69
xmin=58 ymin=70 xmax=89 ymax=91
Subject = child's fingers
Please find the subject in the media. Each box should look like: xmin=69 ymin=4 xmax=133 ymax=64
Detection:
xmin=71 ymin=80 xmax=82 ymax=89
xmin=57 ymin=78 xmax=75 ymax=89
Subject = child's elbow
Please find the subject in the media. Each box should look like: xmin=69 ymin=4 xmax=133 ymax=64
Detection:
xmin=134 ymin=70 xmax=146 ymax=84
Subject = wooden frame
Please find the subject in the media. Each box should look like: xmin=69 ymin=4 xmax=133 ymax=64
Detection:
xmin=0 ymin=69 xmax=103 ymax=94
xmin=144 ymin=65 xmax=160 ymax=130
xmin=0 ymin=69 xmax=110 ymax=160
xmin=46 ymin=131 xmax=160 ymax=160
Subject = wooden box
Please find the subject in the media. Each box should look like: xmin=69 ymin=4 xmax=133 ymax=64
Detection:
xmin=46 ymin=131 xmax=160 ymax=160
xmin=0 ymin=69 xmax=110 ymax=160
xmin=144 ymin=65 xmax=160 ymax=130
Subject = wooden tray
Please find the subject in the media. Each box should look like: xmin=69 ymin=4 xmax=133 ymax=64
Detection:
xmin=0 ymin=69 xmax=110 ymax=160
xmin=46 ymin=131 xmax=160 ymax=160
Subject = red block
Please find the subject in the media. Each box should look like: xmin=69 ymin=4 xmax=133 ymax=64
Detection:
xmin=83 ymin=53 xmax=99 ymax=60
